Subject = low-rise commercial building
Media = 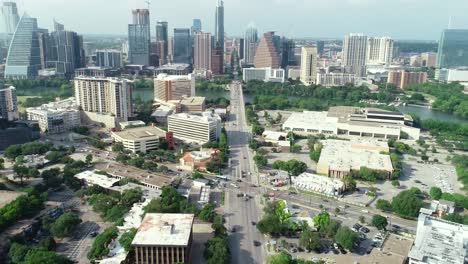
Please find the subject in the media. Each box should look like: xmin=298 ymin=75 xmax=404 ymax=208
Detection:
xmin=435 ymin=68 xmax=468 ymax=83
xmin=282 ymin=106 xmax=420 ymax=140
xmin=243 ymin=67 xmax=285 ymax=83
xmin=316 ymin=73 xmax=356 ymax=87
xmin=178 ymin=148 xmax=220 ymax=172
xmin=132 ymin=213 xmax=195 ymax=264
xmin=317 ymin=138 xmax=393 ymax=179
xmin=26 ymin=98 xmax=80 ymax=134
xmin=262 ymin=130 xmax=289 ymax=145
xmin=293 ymin=172 xmax=346 ymax=196
xmin=154 ymin=63 xmax=192 ymax=76
xmin=408 ymin=211 xmax=467 ymax=264
xmin=178 ymin=96 xmax=206 ymax=113
xmin=111 ymin=126 xmax=167 ymax=153
xmin=168 ymin=112 xmax=221 ymax=144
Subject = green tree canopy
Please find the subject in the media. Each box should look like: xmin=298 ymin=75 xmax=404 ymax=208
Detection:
xmin=313 ymin=212 xmax=330 ymax=231
xmin=334 ymin=226 xmax=358 ymax=250
xmin=371 ymin=215 xmax=388 ymax=230
xmin=50 ymin=213 xmax=82 ymax=238
xmin=391 ymin=190 xmax=423 ymax=218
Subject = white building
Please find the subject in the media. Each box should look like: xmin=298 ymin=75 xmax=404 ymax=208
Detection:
xmin=316 ymin=73 xmax=356 ymax=87
xmin=293 ymin=172 xmax=346 ymax=196
xmin=111 ymin=126 xmax=167 ymax=153
xmin=343 ymin=33 xmax=368 ymax=77
xmin=168 ymin=112 xmax=221 ymax=144
xmin=243 ymin=67 xmax=285 ymax=83
xmin=282 ymin=106 xmax=420 ymax=140
xmin=26 ymin=98 xmax=80 ymax=134
xmin=408 ymin=211 xmax=467 ymax=264
xmin=366 ymin=37 xmax=393 ymax=65
xmin=74 ymin=76 xmax=133 ymax=125
xmin=154 ymin=73 xmax=195 ymax=102
xmin=300 ymin=47 xmax=318 ymax=85
xmin=316 ymin=138 xmax=393 ymax=179
xmin=436 ymin=68 xmax=468 ymax=83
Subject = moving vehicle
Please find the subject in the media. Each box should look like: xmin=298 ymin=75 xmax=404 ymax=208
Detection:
xmin=253 ymin=240 xmax=261 ymax=247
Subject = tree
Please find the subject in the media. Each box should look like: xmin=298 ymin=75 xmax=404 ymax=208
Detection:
xmin=267 ymin=252 xmax=293 ymax=264
xmin=325 ymin=220 xmax=341 ymax=238
xmin=22 ymin=248 xmax=73 ymax=264
xmin=371 ymin=215 xmax=388 ymax=230
xmin=441 ymin=213 xmax=465 ymax=224
xmin=253 ymin=154 xmax=267 ymax=167
xmin=38 ymin=236 xmax=57 ymax=251
xmin=120 ymin=188 xmax=143 ymax=207
xmin=342 ymin=175 xmax=356 ymax=192
xmin=8 ymin=242 xmax=29 ymax=264
xmin=391 ymin=180 xmax=400 ymax=187
xmin=85 ymin=154 xmax=93 ymax=165
xmin=13 ymin=164 xmax=30 ymax=185
xmin=334 ymin=208 xmax=340 ymax=215
xmin=119 ymin=228 xmax=137 ymax=251
xmin=313 ymin=212 xmax=330 ymax=231
xmin=376 ymin=199 xmax=392 ymax=212
xmin=88 ymin=226 xmax=118 ymax=260
xmin=192 ymin=171 xmax=204 ymax=179
xmin=252 ymin=124 xmax=265 ymax=135
xmin=41 ymin=168 xmax=62 ymax=189
xmin=334 ymin=226 xmax=358 ymax=251
xmin=391 ymin=190 xmax=423 ymax=218
xmin=212 ymin=215 xmax=227 ymax=237
xmin=299 ymin=229 xmax=321 ymax=252
xmin=429 ymin=187 xmax=442 ymax=200
xmin=50 ymin=213 xmax=82 ymax=238
xmin=204 ymin=236 xmax=230 ymax=264
xmin=112 ymin=142 xmax=124 ymax=153
xmin=359 ymin=215 xmax=366 ymax=224
xmin=199 ymin=203 xmax=217 ymax=222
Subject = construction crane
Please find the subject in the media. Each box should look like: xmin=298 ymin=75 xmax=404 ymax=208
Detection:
xmin=145 ymin=0 xmax=151 ymax=10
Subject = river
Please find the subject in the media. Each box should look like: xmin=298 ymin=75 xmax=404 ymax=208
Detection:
xmin=396 ymin=104 xmax=468 ymax=124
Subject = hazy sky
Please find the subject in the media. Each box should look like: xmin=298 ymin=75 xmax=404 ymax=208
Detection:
xmin=15 ymin=0 xmax=468 ymax=40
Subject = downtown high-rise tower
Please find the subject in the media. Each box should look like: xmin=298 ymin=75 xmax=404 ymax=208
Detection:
xmin=128 ymin=9 xmax=150 ymax=66
xmin=214 ymin=0 xmax=224 ymax=52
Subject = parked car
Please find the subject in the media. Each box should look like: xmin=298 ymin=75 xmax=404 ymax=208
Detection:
xmin=253 ymin=240 xmax=261 ymax=247
xmin=352 ymin=223 xmax=362 ymax=232
xmin=360 ymin=227 xmax=370 ymax=233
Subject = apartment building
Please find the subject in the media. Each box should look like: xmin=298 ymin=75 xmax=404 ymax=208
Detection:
xmin=154 ymin=74 xmax=195 ymax=102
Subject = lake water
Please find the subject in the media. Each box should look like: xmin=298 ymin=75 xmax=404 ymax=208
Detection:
xmin=396 ymin=104 xmax=468 ymax=124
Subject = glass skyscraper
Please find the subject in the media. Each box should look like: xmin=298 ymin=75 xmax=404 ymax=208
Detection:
xmin=173 ymin=28 xmax=191 ymax=64
xmin=244 ymin=23 xmax=258 ymax=65
xmin=214 ymin=0 xmax=224 ymax=52
xmin=128 ymin=9 xmax=150 ymax=66
xmin=436 ymin=29 xmax=468 ymax=68
xmin=4 ymin=14 xmax=41 ymax=79
xmin=1 ymin=2 xmax=20 ymax=35
xmin=192 ymin=19 xmax=202 ymax=33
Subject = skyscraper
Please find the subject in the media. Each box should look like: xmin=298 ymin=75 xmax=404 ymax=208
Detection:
xmin=343 ymin=33 xmax=368 ymax=77
xmin=128 ymin=9 xmax=150 ymax=65
xmin=436 ymin=29 xmax=468 ymax=68
xmin=46 ymin=21 xmax=85 ymax=76
xmin=96 ymin=50 xmax=123 ymax=69
xmin=0 ymin=85 xmax=18 ymax=121
xmin=1 ymin=2 xmax=19 ymax=35
xmin=214 ymin=0 xmax=224 ymax=52
xmin=192 ymin=19 xmax=202 ymax=33
xmin=173 ymin=28 xmax=191 ymax=64
xmin=281 ymin=38 xmax=295 ymax=68
xmin=4 ymin=14 xmax=41 ymax=79
xmin=300 ymin=47 xmax=318 ymax=85
xmin=253 ymin=32 xmax=280 ymax=69
xmin=156 ymin=21 xmax=168 ymax=60
xmin=194 ymin=32 xmax=212 ymax=71
xmin=366 ymin=37 xmax=394 ymax=65
xmin=244 ymin=24 xmax=258 ymax=65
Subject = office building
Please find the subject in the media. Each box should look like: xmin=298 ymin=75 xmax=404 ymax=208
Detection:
xmin=436 ymin=29 xmax=468 ymax=68
xmin=179 ymin=96 xmax=206 ymax=113
xmin=95 ymin=49 xmax=122 ymax=69
xmin=193 ymin=32 xmax=211 ymax=71
xmin=214 ymin=0 xmax=224 ymax=52
xmin=253 ymin=32 xmax=280 ymax=68
xmin=366 ymin=37 xmax=393 ymax=65
xmin=420 ymin=52 xmax=437 ymax=68
xmin=1 ymin=2 xmax=19 ymax=35
xmin=316 ymin=41 xmax=325 ymax=56
xmin=154 ymin=73 xmax=195 ymax=102
xmin=4 ymin=14 xmax=41 ymax=79
xmin=282 ymin=106 xmax=420 ymax=140
xmin=168 ymin=112 xmax=221 ymax=144
xmin=281 ymin=38 xmax=295 ymax=68
xmin=316 ymin=73 xmax=356 ymax=87
xmin=156 ymin=21 xmax=168 ymax=60
xmin=74 ymin=77 xmax=133 ymax=122
xmin=243 ymin=67 xmax=285 ymax=83
xmin=111 ymin=126 xmax=167 ymax=153
xmin=211 ymin=47 xmax=223 ymax=74
xmin=343 ymin=33 xmax=368 ymax=77
xmin=0 ymin=86 xmax=18 ymax=121
xmin=173 ymin=28 xmax=191 ymax=64
xmin=192 ymin=19 xmax=202 ymax=33
xmin=244 ymin=24 xmax=258 ymax=65
xmin=316 ymin=138 xmax=393 ymax=179
xmin=128 ymin=9 xmax=150 ymax=65
xmin=293 ymin=172 xmax=346 ymax=196
xmin=239 ymin=38 xmax=245 ymax=59
xmin=408 ymin=211 xmax=467 ymax=264
xmin=132 ymin=213 xmax=194 ymax=264
xmin=46 ymin=21 xmax=85 ymax=76
xmin=387 ymin=70 xmax=427 ymax=89
xmin=300 ymin=47 xmax=318 ymax=85
xmin=26 ymin=98 xmax=80 ymax=134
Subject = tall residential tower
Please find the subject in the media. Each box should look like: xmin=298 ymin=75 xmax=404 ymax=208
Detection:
xmin=343 ymin=33 xmax=368 ymax=77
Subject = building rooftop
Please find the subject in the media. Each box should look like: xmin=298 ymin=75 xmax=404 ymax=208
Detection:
xmin=94 ymin=163 xmax=174 ymax=188
xmin=180 ymin=96 xmax=205 ymax=106
xmin=111 ymin=126 xmax=167 ymax=141
xmin=319 ymin=139 xmax=393 ymax=172
xmin=74 ymin=170 xmax=120 ymax=189
xmin=132 ymin=213 xmax=195 ymax=246
xmin=156 ymin=63 xmax=191 ymax=71
xmin=26 ymin=97 xmax=79 ymax=115
xmin=282 ymin=111 xmax=338 ymax=132
xmin=155 ymin=73 xmax=193 ymax=81
xmin=119 ymin=120 xmax=146 ymax=129
xmin=408 ymin=212 xmax=468 ymax=264
xmin=169 ymin=112 xmax=220 ymax=123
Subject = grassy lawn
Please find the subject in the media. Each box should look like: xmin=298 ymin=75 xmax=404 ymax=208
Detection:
xmin=17 ymin=96 xmax=39 ymax=112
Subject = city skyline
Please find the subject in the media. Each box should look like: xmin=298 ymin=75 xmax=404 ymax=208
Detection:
xmin=7 ymin=0 xmax=468 ymax=40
